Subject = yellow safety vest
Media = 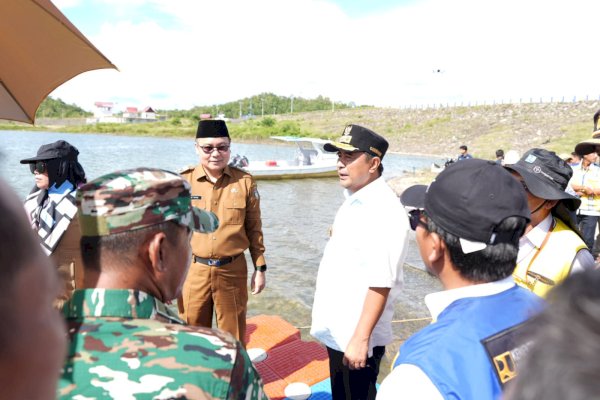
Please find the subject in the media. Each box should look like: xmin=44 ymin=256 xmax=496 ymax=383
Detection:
xmin=513 ymin=218 xmax=587 ymax=298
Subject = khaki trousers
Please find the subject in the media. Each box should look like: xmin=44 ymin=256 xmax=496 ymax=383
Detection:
xmin=178 ymin=255 xmax=248 ymax=343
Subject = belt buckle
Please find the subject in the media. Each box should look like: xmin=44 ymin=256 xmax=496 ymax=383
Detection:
xmin=207 ymin=259 xmax=218 ymax=266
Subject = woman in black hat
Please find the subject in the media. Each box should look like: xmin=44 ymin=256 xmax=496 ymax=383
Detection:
xmin=20 ymin=140 xmax=86 ymax=306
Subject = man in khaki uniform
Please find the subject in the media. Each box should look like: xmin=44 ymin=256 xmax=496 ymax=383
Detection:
xmin=178 ymin=119 xmax=267 ymax=343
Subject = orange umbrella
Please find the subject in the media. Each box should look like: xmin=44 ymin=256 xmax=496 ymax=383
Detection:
xmin=0 ymin=0 xmax=117 ymax=124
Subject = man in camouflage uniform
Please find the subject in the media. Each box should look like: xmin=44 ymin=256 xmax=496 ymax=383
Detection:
xmin=58 ymin=167 xmax=267 ymax=400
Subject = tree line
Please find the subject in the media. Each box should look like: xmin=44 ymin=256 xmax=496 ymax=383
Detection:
xmin=35 ymin=93 xmax=360 ymax=120
xmin=159 ymin=93 xmax=357 ymax=119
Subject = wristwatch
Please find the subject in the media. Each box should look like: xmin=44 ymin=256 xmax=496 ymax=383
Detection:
xmin=255 ymin=265 xmax=267 ymax=272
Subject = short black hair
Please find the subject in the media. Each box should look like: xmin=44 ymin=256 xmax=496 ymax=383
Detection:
xmin=496 ymin=149 xmax=504 ymax=158
xmin=460 ymin=145 xmax=468 ymax=151
xmin=80 ymin=221 xmax=183 ymax=271
xmin=364 ymin=152 xmax=384 ymax=176
xmin=427 ymin=216 xmax=526 ymax=282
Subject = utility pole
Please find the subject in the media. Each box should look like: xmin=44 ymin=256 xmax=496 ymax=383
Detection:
xmin=239 ymin=101 xmax=242 ymax=119
xmin=290 ymin=95 xmax=294 ymax=113
xmin=261 ymin=97 xmax=264 ymax=117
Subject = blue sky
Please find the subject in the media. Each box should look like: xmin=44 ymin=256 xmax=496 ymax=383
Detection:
xmin=51 ymin=0 xmax=600 ymax=112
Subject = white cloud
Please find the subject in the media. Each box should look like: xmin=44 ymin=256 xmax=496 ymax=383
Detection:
xmin=51 ymin=0 xmax=82 ymax=8
xmin=51 ymin=0 xmax=600 ymax=111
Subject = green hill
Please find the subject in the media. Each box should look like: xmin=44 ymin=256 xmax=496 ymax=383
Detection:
xmin=35 ymin=97 xmax=92 ymax=118
xmin=4 ymin=96 xmax=600 ymax=161
xmin=159 ymin=92 xmax=354 ymax=120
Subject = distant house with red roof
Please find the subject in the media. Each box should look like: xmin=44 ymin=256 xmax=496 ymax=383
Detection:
xmin=140 ymin=106 xmax=156 ymax=120
xmin=87 ymin=103 xmax=163 ymax=124
xmin=123 ymin=107 xmax=138 ymax=118
xmin=93 ymin=102 xmax=114 ymax=118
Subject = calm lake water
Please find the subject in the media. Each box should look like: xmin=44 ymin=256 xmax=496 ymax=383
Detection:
xmin=0 ymin=130 xmax=442 ymax=367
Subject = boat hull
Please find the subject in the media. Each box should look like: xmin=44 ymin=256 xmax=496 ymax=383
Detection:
xmin=238 ymin=136 xmax=339 ymax=180
xmin=245 ymin=165 xmax=338 ymax=180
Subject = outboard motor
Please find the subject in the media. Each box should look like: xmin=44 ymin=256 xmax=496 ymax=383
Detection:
xmin=229 ymin=154 xmax=249 ymax=168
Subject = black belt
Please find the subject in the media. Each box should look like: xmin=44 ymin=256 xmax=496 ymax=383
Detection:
xmin=194 ymin=254 xmax=238 ymax=267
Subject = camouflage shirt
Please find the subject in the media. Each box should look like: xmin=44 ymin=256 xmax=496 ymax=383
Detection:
xmin=58 ymin=289 xmax=267 ymax=400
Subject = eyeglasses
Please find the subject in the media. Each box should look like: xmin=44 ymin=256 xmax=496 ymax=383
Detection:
xmin=198 ymin=144 xmax=230 ymax=154
xmin=408 ymin=209 xmax=428 ymax=231
xmin=29 ymin=161 xmax=47 ymax=174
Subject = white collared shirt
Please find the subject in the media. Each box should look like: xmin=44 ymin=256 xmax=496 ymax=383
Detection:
xmin=311 ymin=177 xmax=409 ymax=355
xmin=377 ymin=277 xmax=516 ymax=400
xmin=518 ymin=214 xmax=594 ymax=274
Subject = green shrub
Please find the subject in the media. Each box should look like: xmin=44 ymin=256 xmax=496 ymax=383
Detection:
xmin=260 ymin=117 xmax=276 ymax=127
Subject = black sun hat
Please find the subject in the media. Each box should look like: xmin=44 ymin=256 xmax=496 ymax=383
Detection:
xmin=400 ymin=159 xmax=530 ymax=253
xmin=574 ymin=111 xmax=600 ymax=155
xmin=19 ymin=140 xmax=79 ymax=164
xmin=504 ymin=148 xmax=580 ymax=212
xmin=323 ymin=124 xmax=388 ymax=159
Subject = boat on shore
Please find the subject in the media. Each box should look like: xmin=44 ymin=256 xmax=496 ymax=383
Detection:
xmin=234 ymin=136 xmax=338 ymax=180
xmin=430 ymin=158 xmax=455 ymax=173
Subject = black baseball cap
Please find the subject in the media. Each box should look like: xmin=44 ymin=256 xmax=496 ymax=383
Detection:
xmin=196 ymin=119 xmax=230 ymax=139
xmin=401 ymin=159 xmax=530 ymax=253
xmin=504 ymin=148 xmax=580 ymax=211
xmin=574 ymin=131 xmax=600 ymax=156
xmin=324 ymin=124 xmax=388 ymax=159
xmin=20 ymin=140 xmax=79 ymax=163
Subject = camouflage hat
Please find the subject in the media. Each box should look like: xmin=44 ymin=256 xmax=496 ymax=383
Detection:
xmin=77 ymin=168 xmax=219 ymax=236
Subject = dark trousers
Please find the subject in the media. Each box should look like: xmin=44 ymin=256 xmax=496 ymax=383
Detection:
xmin=326 ymin=345 xmax=385 ymax=400
xmin=577 ymin=214 xmax=599 ymax=253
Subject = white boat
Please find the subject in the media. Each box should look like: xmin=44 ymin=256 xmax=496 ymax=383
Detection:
xmin=236 ymin=136 xmax=338 ymax=180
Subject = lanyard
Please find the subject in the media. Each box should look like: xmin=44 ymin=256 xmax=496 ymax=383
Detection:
xmin=517 ymin=219 xmax=556 ymax=289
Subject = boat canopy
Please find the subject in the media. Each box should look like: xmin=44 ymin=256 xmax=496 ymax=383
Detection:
xmin=270 ymin=136 xmax=332 ymax=145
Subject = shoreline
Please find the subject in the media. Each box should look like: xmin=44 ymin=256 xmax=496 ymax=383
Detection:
xmin=4 ymin=98 xmax=599 ymax=159
xmin=0 ymin=128 xmax=448 ymax=159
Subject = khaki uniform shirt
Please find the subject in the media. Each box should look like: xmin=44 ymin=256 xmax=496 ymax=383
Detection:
xmin=52 ymin=214 xmax=84 ymax=308
xmin=181 ymin=164 xmax=266 ymax=267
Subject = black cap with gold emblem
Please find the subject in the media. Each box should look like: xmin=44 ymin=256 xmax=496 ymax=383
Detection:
xmin=323 ymin=124 xmax=389 ymax=159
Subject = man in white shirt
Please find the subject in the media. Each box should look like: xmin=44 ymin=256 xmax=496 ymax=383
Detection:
xmin=504 ymin=148 xmax=594 ymax=297
xmin=311 ymin=124 xmax=408 ymax=400
xmin=379 ymin=159 xmax=544 ymax=400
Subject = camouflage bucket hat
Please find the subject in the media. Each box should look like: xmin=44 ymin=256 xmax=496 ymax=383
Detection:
xmin=77 ymin=167 xmax=219 ymax=236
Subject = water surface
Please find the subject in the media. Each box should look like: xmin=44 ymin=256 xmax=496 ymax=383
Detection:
xmin=1 ymin=130 xmax=442 ymax=372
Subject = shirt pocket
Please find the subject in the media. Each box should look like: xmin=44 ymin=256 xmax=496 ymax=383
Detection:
xmin=225 ymin=198 xmax=246 ymax=225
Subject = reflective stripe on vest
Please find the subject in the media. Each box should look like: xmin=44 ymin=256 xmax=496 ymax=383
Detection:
xmin=513 ymin=217 xmax=587 ymax=297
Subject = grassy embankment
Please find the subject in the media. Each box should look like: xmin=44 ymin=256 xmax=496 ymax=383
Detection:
xmin=3 ymin=100 xmax=599 ymax=185
xmin=4 ymin=100 xmax=598 ymax=154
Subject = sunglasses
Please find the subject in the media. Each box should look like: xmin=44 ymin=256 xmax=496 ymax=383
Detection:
xmin=408 ymin=209 xmax=428 ymax=231
xmin=198 ymin=144 xmax=230 ymax=154
xmin=29 ymin=161 xmax=47 ymax=174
